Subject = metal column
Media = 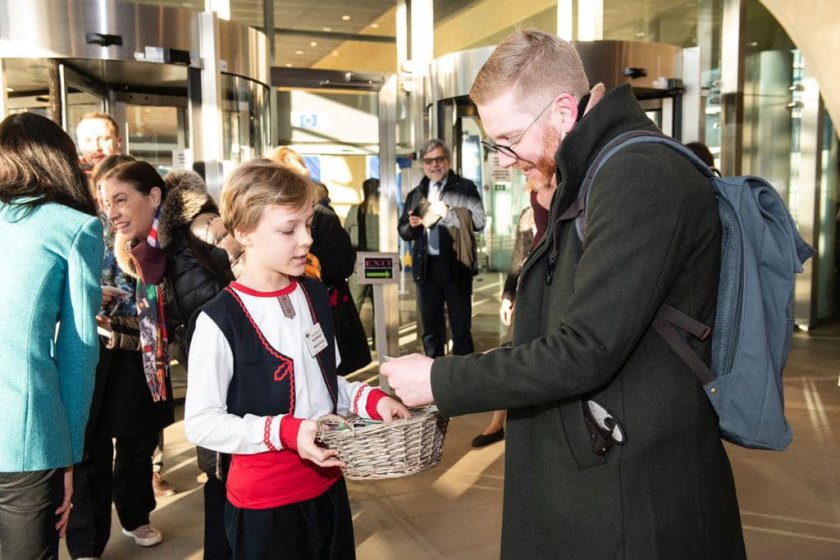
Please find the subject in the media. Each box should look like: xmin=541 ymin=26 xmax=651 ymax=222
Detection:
xmin=195 ymin=11 xmax=225 ymax=197
xmin=720 ymin=0 xmax=746 ymax=176
xmin=377 ymin=74 xmax=401 ymax=386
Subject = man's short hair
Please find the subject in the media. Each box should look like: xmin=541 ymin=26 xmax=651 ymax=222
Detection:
xmin=220 ymin=158 xmax=317 ymax=235
xmin=469 ymin=29 xmax=590 ymax=110
xmin=418 ymin=138 xmax=451 ymax=160
xmin=77 ymin=111 xmax=121 ymax=138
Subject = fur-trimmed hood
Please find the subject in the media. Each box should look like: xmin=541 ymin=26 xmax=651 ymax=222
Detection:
xmin=115 ymin=169 xmax=218 ymax=279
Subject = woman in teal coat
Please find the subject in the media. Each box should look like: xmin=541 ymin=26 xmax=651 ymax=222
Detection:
xmin=0 ymin=112 xmax=103 ymax=558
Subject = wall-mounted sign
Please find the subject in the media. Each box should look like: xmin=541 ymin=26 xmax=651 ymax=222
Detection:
xmin=356 ymin=252 xmax=400 ymax=285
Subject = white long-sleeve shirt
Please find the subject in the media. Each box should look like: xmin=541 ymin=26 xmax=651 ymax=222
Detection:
xmin=184 ymin=281 xmax=381 ymax=454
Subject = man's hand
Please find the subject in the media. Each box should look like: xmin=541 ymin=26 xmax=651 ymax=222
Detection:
xmin=376 ymin=396 xmax=412 ymax=422
xmin=55 ymin=466 xmax=73 ymax=538
xmin=408 ymin=214 xmax=423 ymax=228
xmin=296 ymin=420 xmax=345 ymax=468
xmin=380 ymin=354 xmax=434 ymax=407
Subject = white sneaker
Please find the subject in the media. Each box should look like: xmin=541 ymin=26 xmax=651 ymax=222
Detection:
xmin=122 ymin=524 xmax=163 ymax=547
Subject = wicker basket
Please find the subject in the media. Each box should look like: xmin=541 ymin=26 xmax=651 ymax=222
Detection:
xmin=316 ymin=406 xmax=449 ymax=480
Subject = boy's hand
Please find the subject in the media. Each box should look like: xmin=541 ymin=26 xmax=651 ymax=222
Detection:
xmin=376 ymin=396 xmax=412 ymax=423
xmin=296 ymin=419 xmax=345 ymax=468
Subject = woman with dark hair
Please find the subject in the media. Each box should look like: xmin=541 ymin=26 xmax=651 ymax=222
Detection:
xmin=66 ymin=161 xmax=174 ymax=558
xmin=0 ymin=112 xmax=103 ymax=558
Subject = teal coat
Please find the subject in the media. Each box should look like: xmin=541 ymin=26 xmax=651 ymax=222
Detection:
xmin=0 ymin=202 xmax=103 ymax=471
xmin=431 ymin=86 xmax=745 ymax=558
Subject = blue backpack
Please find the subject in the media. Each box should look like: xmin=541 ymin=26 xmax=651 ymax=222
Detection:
xmin=576 ymin=131 xmax=815 ymax=451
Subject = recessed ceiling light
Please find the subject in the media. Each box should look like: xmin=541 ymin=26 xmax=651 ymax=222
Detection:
xmin=323 ymin=27 xmax=332 ymax=32
xmin=285 ymin=63 xmax=292 ymax=67
xmin=5 ymin=87 xmax=14 ymax=93
xmin=370 ymin=23 xmax=379 ymax=29
xmin=341 ymin=15 xmax=351 ymax=21
xmin=309 ymin=41 xmax=318 ymax=47
xmin=332 ymin=51 xmax=339 ymax=57
xmin=295 ymin=50 xmax=304 ymax=55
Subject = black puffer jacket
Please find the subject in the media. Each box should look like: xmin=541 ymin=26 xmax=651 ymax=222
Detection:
xmin=156 ymin=170 xmax=238 ymax=478
xmin=156 ymin=171 xmax=236 ymax=364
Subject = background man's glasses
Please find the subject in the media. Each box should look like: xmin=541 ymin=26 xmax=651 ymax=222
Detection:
xmin=422 ymin=156 xmax=448 ymax=165
xmin=481 ymin=96 xmax=555 ymax=160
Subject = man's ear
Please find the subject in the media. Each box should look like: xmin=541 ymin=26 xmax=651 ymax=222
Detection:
xmin=552 ymin=93 xmax=579 ymax=134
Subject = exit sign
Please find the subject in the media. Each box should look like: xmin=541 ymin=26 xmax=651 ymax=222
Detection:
xmin=356 ymin=252 xmax=400 ymax=285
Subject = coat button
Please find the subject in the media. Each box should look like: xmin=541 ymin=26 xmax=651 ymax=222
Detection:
xmin=710 ymin=387 xmax=717 ymax=394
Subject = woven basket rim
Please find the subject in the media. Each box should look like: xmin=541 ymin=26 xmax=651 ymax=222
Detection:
xmin=315 ymin=405 xmax=448 ymax=480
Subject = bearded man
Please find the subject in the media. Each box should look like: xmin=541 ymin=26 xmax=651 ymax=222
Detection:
xmin=383 ymin=29 xmax=745 ymax=559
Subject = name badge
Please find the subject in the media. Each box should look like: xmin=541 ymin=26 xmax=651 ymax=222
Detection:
xmin=304 ymin=323 xmax=328 ymax=356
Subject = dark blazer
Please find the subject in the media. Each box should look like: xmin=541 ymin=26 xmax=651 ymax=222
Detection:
xmin=397 ymin=170 xmax=485 ymax=291
xmin=430 ymin=85 xmax=745 ymax=558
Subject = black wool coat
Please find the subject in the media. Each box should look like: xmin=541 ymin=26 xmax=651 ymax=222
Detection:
xmin=431 ymin=85 xmax=746 ymax=559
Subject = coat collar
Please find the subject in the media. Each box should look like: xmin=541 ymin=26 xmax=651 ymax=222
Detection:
xmin=419 ymin=169 xmax=460 ymax=195
xmin=551 ymin=84 xmax=660 ymax=221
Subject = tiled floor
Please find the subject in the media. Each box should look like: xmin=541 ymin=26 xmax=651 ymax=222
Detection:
xmin=60 ymin=273 xmax=840 ymax=559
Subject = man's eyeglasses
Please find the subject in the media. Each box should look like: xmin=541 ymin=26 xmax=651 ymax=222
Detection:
xmin=481 ymin=97 xmax=555 ymax=160
xmin=422 ymin=156 xmax=448 ymax=166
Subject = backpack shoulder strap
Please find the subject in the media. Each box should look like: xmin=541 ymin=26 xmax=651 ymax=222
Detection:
xmin=575 ymin=130 xmax=715 ymax=240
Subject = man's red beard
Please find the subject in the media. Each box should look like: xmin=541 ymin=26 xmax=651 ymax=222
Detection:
xmin=524 ymin=128 xmax=560 ymax=192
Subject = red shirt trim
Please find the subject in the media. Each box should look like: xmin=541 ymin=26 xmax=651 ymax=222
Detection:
xmin=280 ymin=415 xmax=303 ymax=451
xmin=230 ymin=279 xmax=297 ymax=298
xmin=366 ymin=389 xmax=388 ymax=420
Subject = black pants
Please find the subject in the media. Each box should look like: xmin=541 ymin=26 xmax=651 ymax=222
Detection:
xmin=417 ymin=258 xmax=474 ymax=357
xmin=204 ymin=475 xmax=232 ymax=560
xmin=0 ymin=469 xmax=62 ymax=560
xmin=224 ymin=479 xmax=355 ymax=560
xmin=66 ymin=431 xmax=158 ymax=558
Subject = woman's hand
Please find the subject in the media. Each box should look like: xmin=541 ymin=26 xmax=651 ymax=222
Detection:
xmin=376 ymin=396 xmax=412 ymax=422
xmin=95 ymin=315 xmax=112 ymax=336
xmin=296 ymin=420 xmax=345 ymax=469
xmin=55 ymin=466 xmax=73 ymax=538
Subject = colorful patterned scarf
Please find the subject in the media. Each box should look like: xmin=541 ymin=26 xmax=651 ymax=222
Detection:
xmin=134 ymin=207 xmax=169 ymax=402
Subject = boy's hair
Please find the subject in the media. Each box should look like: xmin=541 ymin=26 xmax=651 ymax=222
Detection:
xmin=268 ymin=146 xmax=310 ymax=178
xmin=221 ymin=158 xmax=318 ymax=234
xmin=469 ymin=28 xmax=590 ymax=110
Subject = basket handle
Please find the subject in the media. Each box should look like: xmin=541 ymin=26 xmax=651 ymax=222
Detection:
xmin=316 ymin=414 xmax=356 ymax=441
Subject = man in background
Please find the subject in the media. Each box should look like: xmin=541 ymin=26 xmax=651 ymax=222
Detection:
xmin=398 ymin=139 xmax=486 ymax=358
xmin=76 ymin=112 xmax=122 ymax=173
